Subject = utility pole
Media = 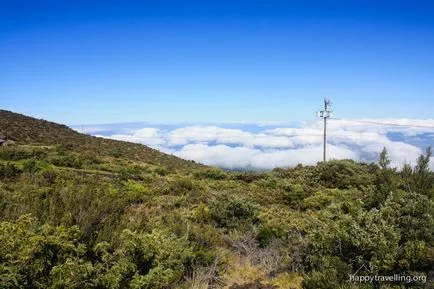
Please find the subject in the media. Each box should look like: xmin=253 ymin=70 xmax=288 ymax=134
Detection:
xmin=317 ymin=98 xmax=332 ymax=162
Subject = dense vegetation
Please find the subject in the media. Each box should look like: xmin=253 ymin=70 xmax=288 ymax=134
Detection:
xmin=0 ymin=111 xmax=433 ymax=288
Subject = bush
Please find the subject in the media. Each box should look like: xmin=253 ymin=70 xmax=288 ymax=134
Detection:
xmin=22 ymin=158 xmax=41 ymax=173
xmin=0 ymin=215 xmax=87 ymax=289
xmin=41 ymin=170 xmax=57 ymax=184
xmin=0 ymin=162 xmax=22 ymax=179
xmin=194 ymin=168 xmax=227 ymax=180
xmin=302 ymin=256 xmax=352 ymax=289
xmin=316 ymin=160 xmax=375 ymax=189
xmin=0 ymin=216 xmax=194 ymax=289
xmin=48 ymin=155 xmax=83 ymax=169
xmin=108 ymin=147 xmax=122 ymax=158
xmin=191 ymin=203 xmax=212 ymax=223
xmin=81 ymin=154 xmax=103 ymax=166
xmin=154 ymin=167 xmax=169 ymax=176
xmin=94 ymin=229 xmax=192 ymax=289
xmin=210 ymin=193 xmax=259 ymax=229
xmin=281 ymin=182 xmax=311 ymax=207
xmin=0 ymin=146 xmax=47 ymax=161
xmin=118 ymin=168 xmax=143 ymax=181
xmin=230 ymin=172 xmax=266 ymax=183
xmin=167 ymin=177 xmax=197 ymax=195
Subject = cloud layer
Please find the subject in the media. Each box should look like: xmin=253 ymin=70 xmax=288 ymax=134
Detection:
xmin=91 ymin=119 xmax=434 ymax=170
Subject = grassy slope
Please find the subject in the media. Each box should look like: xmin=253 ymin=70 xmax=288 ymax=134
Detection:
xmin=0 ymin=109 xmax=201 ymax=170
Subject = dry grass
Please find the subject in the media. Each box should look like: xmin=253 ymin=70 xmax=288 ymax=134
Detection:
xmin=182 ymin=257 xmax=225 ymax=289
xmin=268 ymin=273 xmax=303 ymax=289
xmin=223 ymin=254 xmax=266 ymax=288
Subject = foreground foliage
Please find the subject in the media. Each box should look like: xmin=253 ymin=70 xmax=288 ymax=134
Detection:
xmin=0 ymin=143 xmax=432 ymax=289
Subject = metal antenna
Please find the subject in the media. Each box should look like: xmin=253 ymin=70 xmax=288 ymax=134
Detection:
xmin=317 ymin=98 xmax=333 ymax=161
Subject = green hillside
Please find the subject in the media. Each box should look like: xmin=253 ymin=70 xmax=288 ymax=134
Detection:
xmin=0 ymin=111 xmax=433 ymax=289
xmin=0 ymin=109 xmax=200 ymax=170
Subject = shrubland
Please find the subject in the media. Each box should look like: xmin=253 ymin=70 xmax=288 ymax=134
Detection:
xmin=0 ymin=110 xmax=433 ymax=288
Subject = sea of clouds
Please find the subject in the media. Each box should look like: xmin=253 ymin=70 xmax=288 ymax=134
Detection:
xmin=76 ymin=119 xmax=434 ymax=171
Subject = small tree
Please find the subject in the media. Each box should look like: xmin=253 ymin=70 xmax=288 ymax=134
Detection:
xmin=379 ymin=147 xmax=391 ymax=170
xmin=415 ymin=147 xmax=432 ymax=175
xmin=413 ymin=146 xmax=433 ymax=197
xmin=400 ymin=162 xmax=413 ymax=192
xmin=374 ymin=147 xmax=398 ymax=207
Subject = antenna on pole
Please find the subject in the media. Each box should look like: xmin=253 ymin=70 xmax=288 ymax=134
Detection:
xmin=316 ymin=98 xmax=333 ymax=162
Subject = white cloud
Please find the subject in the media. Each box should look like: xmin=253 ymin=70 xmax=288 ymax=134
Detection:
xmin=175 ymin=143 xmax=358 ymax=170
xmin=167 ymin=126 xmax=295 ymax=148
xmin=106 ymin=128 xmax=165 ymax=146
xmin=95 ymin=119 xmax=434 ymax=170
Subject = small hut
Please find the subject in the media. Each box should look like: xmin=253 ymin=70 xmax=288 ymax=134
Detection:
xmin=0 ymin=136 xmax=15 ymax=146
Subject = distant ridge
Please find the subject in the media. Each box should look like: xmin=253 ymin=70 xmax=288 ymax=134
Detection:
xmin=0 ymin=109 xmax=201 ymax=169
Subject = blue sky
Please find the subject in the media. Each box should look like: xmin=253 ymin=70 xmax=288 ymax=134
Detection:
xmin=1 ymin=0 xmax=434 ymax=125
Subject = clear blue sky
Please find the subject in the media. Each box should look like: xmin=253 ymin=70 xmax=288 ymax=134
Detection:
xmin=1 ymin=0 xmax=433 ymax=125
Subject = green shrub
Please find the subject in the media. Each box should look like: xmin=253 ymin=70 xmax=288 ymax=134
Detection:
xmin=48 ymin=155 xmax=83 ymax=168
xmin=281 ymin=182 xmax=311 ymax=206
xmin=166 ymin=177 xmax=198 ymax=196
xmin=118 ymin=168 xmax=142 ymax=181
xmin=191 ymin=203 xmax=212 ymax=223
xmin=230 ymin=172 xmax=266 ymax=183
xmin=0 ymin=162 xmax=22 ymax=179
xmin=22 ymin=158 xmax=41 ymax=173
xmin=154 ymin=167 xmax=169 ymax=176
xmin=194 ymin=168 xmax=227 ymax=180
xmin=94 ymin=229 xmax=192 ymax=289
xmin=209 ymin=193 xmax=259 ymax=228
xmin=81 ymin=154 xmax=103 ymax=166
xmin=257 ymin=206 xmax=310 ymax=248
xmin=0 ymin=146 xmax=47 ymax=161
xmin=41 ymin=170 xmax=57 ymax=184
xmin=0 ymin=215 xmax=87 ymax=289
xmin=108 ymin=147 xmax=122 ymax=158
xmin=303 ymin=256 xmax=351 ymax=289
xmin=316 ymin=160 xmax=375 ymax=189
